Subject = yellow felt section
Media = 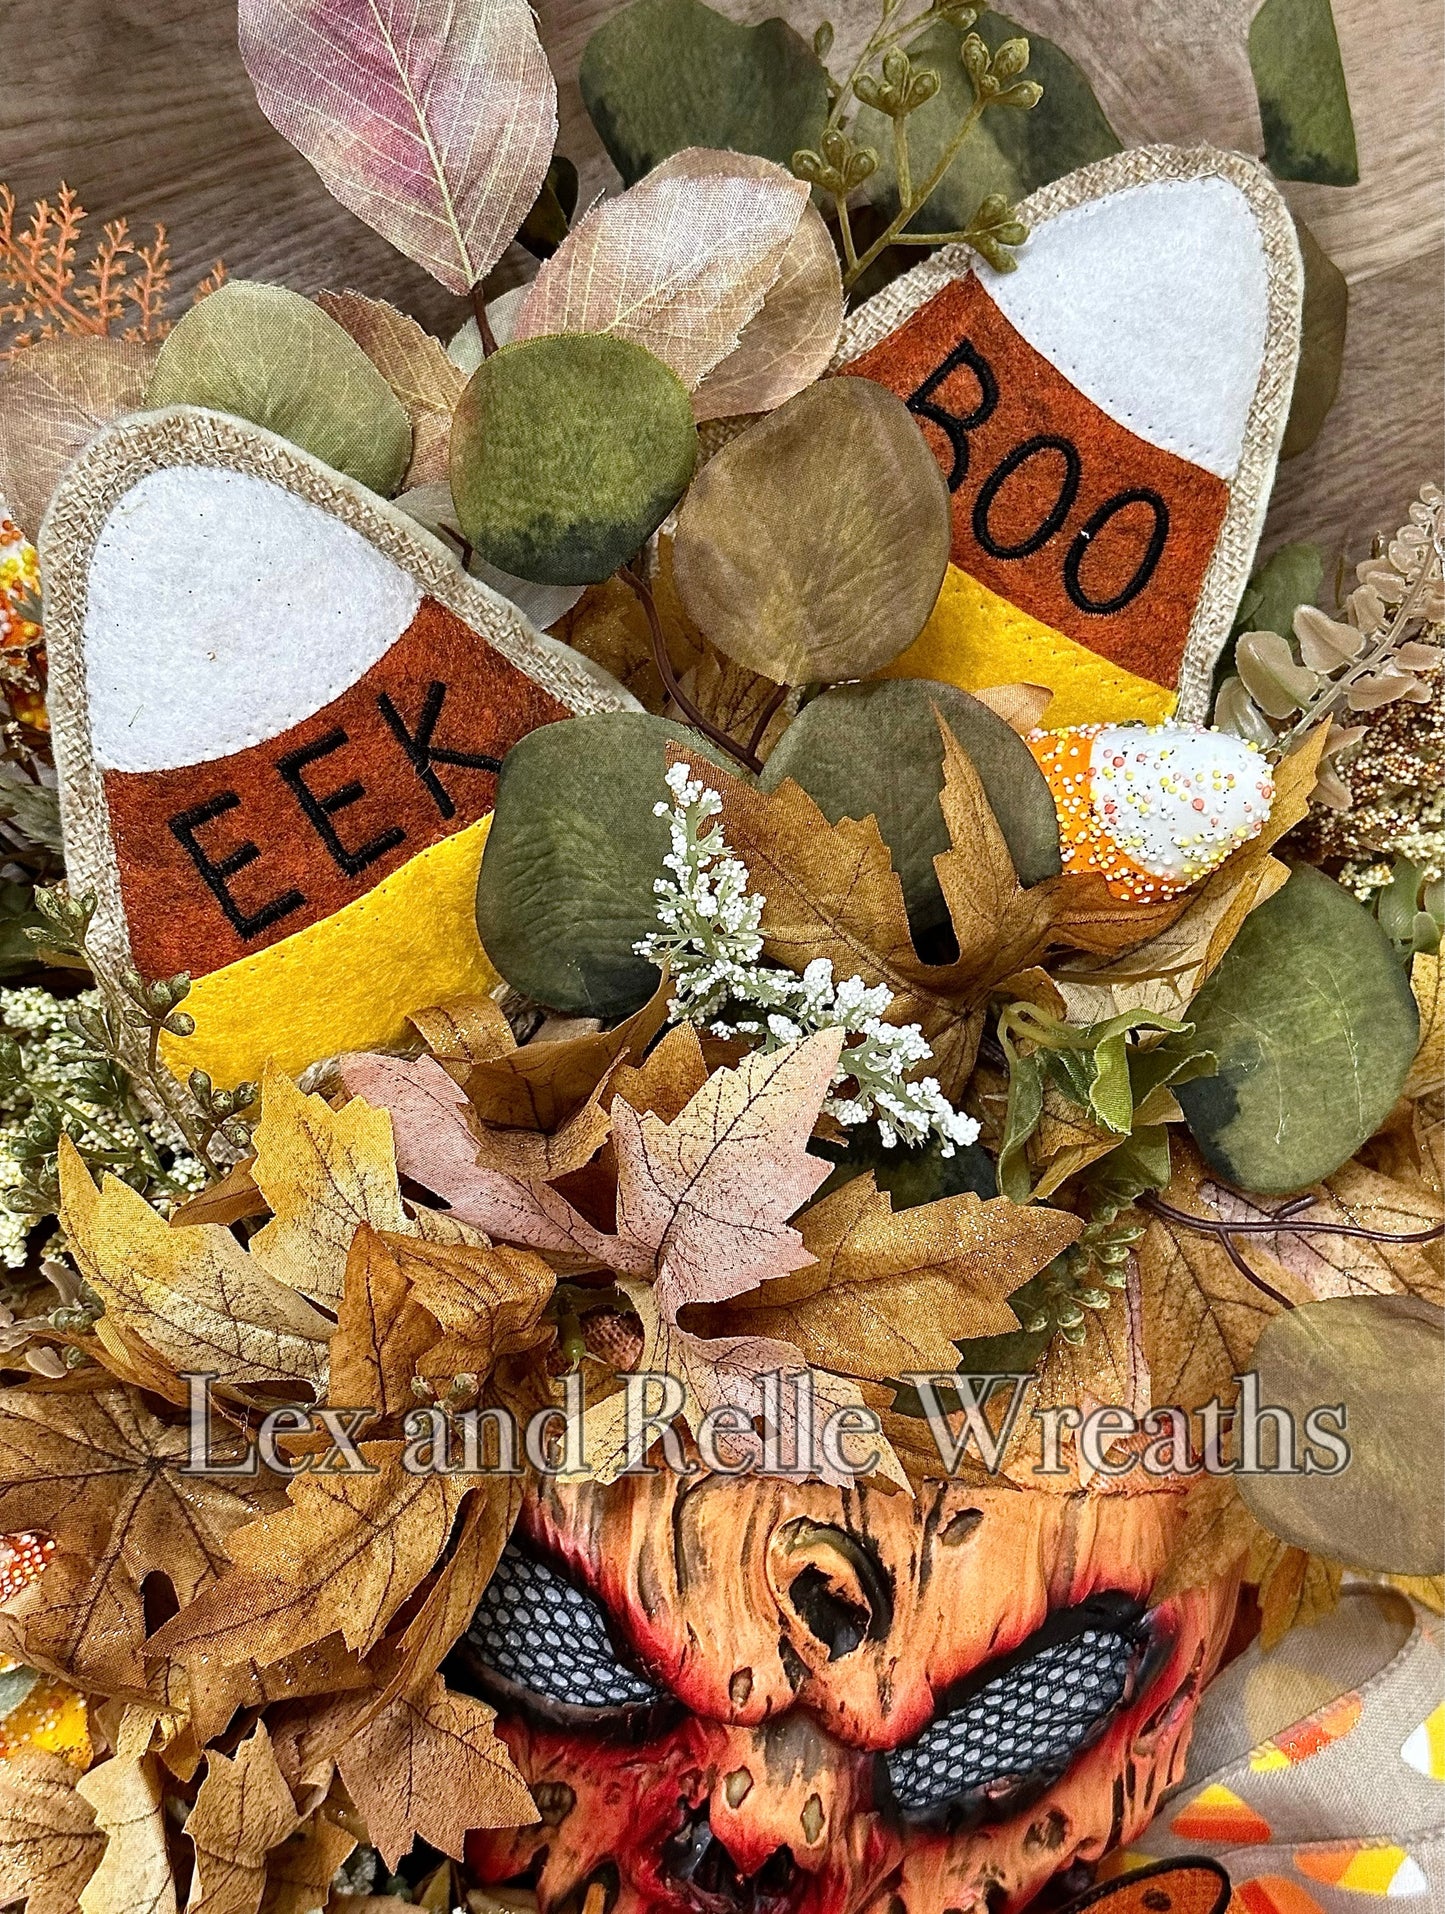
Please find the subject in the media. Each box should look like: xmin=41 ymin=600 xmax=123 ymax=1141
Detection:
xmin=878 ymin=564 xmax=1179 ymax=728
xmin=159 ymin=816 xmax=499 ymax=1087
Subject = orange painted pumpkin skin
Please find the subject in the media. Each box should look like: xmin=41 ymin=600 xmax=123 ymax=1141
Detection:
xmin=464 ymin=1473 xmax=1238 ymax=1914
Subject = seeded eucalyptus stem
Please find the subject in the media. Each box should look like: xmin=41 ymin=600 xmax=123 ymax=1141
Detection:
xmin=617 ymin=564 xmax=765 ymax=775
xmin=892 ymin=115 xmax=913 ymax=208
xmin=824 ymin=2 xmax=942 ymax=135
xmin=833 ymin=195 xmax=859 ymax=271
xmin=845 ymin=88 xmax=986 ymax=285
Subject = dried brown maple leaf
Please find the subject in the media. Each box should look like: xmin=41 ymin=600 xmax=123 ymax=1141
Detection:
xmin=0 ymin=1386 xmax=276 ymax=1692
xmin=329 ymin=1227 xmax=440 ymax=1424
xmin=185 ymin=1725 xmax=301 ymax=1914
xmin=0 ymin=335 xmax=154 ymax=536
xmin=0 ymin=1749 xmax=103 ymax=1914
xmin=335 ymin=1676 xmax=534 ymax=1870
xmin=60 ymin=1140 xmax=332 ymax=1393
xmin=1250 ymin=1537 xmax=1343 ymax=1649
xmin=75 ymin=1754 xmax=176 ymax=1914
xmin=408 ymin=993 xmax=515 ymax=1082
xmin=1137 ymin=1143 xmax=1309 ymax=1415
xmin=710 ymin=1173 xmax=1079 ymax=1381
xmin=462 ymin=977 xmax=668 ymax=1131
xmin=1033 ymin=1271 xmax=1150 ymax=1430
xmin=608 ymin=1023 xmax=710 ymax=1124
xmin=149 ymin=1444 xmax=475 ymax=1668
xmin=259 ymin=1810 xmax=355 ymax=1914
xmin=1150 ymin=1470 xmax=1264 ymax=1601
xmin=1206 ymin=1164 xmax=1444 ymax=1304
xmin=392 ymin=1230 xmax=554 ymax=1395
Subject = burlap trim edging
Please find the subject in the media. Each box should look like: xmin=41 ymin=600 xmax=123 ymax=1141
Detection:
xmin=38 ymin=404 xmax=631 ymax=1001
xmin=832 ymin=143 xmax=1305 ymax=723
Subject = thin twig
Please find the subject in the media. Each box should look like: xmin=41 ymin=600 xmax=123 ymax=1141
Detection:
xmin=469 ymin=280 xmax=498 ymax=358
xmin=745 ymin=681 xmax=790 ymax=761
xmin=618 ymin=565 xmax=763 ymax=775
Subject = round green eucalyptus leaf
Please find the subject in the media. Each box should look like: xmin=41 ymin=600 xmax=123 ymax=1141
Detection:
xmin=761 ymin=680 xmax=1061 ymax=933
xmin=144 ymin=281 xmax=412 ymax=495
xmin=450 ymin=335 xmax=698 ymax=586
xmin=1173 ymin=865 xmax=1419 ymax=1194
xmin=579 ymin=0 xmax=829 ymax=186
xmin=1238 ymin=1295 xmax=1443 ymax=1575
xmin=475 ymin=712 xmax=739 ymax=1015
xmin=673 ymin=378 xmax=951 ymax=685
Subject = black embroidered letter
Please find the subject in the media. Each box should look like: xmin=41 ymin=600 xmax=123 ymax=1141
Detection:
xmin=277 ymin=729 xmax=405 ymax=877
xmin=377 ymin=681 xmax=504 ymax=821
xmin=168 ymin=792 xmax=305 ymax=940
xmin=1064 ymin=489 xmax=1170 ymax=615
xmin=906 ymin=338 xmax=998 ymax=491
xmin=972 ymin=435 xmax=1082 ymax=560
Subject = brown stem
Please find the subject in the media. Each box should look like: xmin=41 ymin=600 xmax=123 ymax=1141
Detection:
xmin=618 ymin=565 xmax=763 ymax=775
xmin=469 ymin=280 xmax=499 ymax=358
xmin=745 ymin=681 xmax=790 ymax=761
xmin=434 ymin=520 xmax=476 ymax=569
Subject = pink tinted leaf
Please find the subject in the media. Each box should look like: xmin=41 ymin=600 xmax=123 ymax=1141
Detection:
xmin=609 ymin=1029 xmax=842 ymax=1310
xmin=338 ymin=1052 xmax=603 ymax=1261
xmin=511 ymin=149 xmax=809 ymax=392
xmin=239 ymin=0 xmax=557 ymax=295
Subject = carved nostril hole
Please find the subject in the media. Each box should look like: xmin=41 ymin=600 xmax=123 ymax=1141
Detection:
xmin=771 ymin=1519 xmax=894 ymax=1661
xmin=940 ymin=1507 xmax=983 ymax=1545
xmin=789 ymin=1564 xmax=872 ymax=1659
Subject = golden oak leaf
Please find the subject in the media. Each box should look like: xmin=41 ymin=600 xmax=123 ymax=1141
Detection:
xmin=333 ymin=1675 xmax=535 ymax=1870
xmin=313 ymin=291 xmax=465 ymax=490
xmin=1205 ymin=1164 xmax=1444 ymax=1304
xmin=469 ymin=1078 xmax=612 ymax=1185
xmin=1137 ymin=1144 xmax=1309 ymax=1414
xmin=170 ymin=1157 xmax=267 ymax=1230
xmin=608 ymin=1030 xmax=840 ymax=1310
xmin=1249 ymin=1538 xmax=1343 ymax=1650
xmin=408 ymin=993 xmax=515 ymax=1082
xmin=250 ymin=1068 xmax=412 ymax=1307
xmin=609 ymin=1023 xmax=710 ymax=1123
xmin=1034 ymin=1277 xmax=1150 ymax=1426
xmin=60 ymin=1142 xmax=332 ymax=1392
xmin=579 ymin=1277 xmax=906 ymax=1490
xmin=1150 ymin=1471 xmax=1264 ymax=1601
xmin=151 ymin=1444 xmax=470 ymax=1668
xmin=1028 ymin=1080 xmax=1119 ymax=1200
xmin=185 ymin=1725 xmax=300 ymax=1914
xmin=0 ymin=1749 xmax=103 ymax=1914
xmin=183 ymin=1638 xmax=371 ymax=1753
xmin=329 ymin=1228 xmax=440 ymax=1422
xmin=710 ymin=1174 xmax=1079 ymax=1381
xmin=389 ymin=1232 xmax=554 ymax=1392
xmin=259 ymin=1812 xmax=356 ymax=1914
xmin=75 ymin=1755 xmax=176 ymax=1914
xmin=463 ymin=979 xmax=667 ymax=1131
xmin=0 ymin=1387 xmax=274 ymax=1691
xmin=1406 ymin=950 xmax=1443 ymax=1100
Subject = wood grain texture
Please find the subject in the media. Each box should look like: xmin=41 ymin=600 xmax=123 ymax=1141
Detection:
xmin=1 ymin=0 xmax=1440 ymax=565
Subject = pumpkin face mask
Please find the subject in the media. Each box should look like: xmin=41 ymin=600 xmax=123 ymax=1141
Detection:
xmin=459 ymin=1473 xmax=1238 ymax=1914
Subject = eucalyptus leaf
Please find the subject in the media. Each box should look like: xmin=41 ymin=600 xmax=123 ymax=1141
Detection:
xmin=450 ymin=334 xmax=697 ymax=586
xmin=1283 ymin=220 xmax=1348 ymax=458
xmin=761 ymin=681 xmax=1060 ymax=935
xmin=1248 ymin=0 xmax=1359 ymax=186
xmin=857 ymin=11 xmax=1119 ymax=236
xmin=1238 ymin=1296 xmax=1443 ymax=1575
xmin=579 ymin=0 xmax=829 ymax=186
xmin=144 ymin=281 xmax=412 ymax=495
xmin=1172 ymin=866 xmax=1420 ymax=1194
xmin=1233 ymin=541 xmax=1326 ymax=642
xmin=673 ymin=378 xmax=950 ymax=684
xmin=0 ymin=1665 xmax=39 ymax=1719
xmin=474 ymin=711 xmax=738 ymax=1014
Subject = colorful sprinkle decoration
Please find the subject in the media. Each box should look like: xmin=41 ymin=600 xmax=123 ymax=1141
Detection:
xmin=1029 ymin=721 xmax=1275 ymax=902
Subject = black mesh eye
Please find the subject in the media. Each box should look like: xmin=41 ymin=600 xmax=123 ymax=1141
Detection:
xmin=885 ymin=1598 xmax=1144 ymax=1817
xmin=466 ymin=1545 xmax=664 ymax=1713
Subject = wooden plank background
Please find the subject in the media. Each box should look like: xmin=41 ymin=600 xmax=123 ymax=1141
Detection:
xmin=3 ymin=0 xmax=1440 ymax=575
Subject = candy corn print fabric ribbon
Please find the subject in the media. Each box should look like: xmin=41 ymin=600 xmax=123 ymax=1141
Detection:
xmin=838 ymin=145 xmax=1303 ymax=730
xmin=1099 ymin=1586 xmax=1445 ymax=1912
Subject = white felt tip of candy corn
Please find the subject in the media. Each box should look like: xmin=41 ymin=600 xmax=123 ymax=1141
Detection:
xmin=1029 ymin=721 xmax=1275 ymax=901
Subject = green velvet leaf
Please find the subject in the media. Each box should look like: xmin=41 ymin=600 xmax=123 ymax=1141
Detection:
xmin=857 ymin=11 xmax=1120 ymax=236
xmin=1238 ymin=1296 xmax=1443 ymax=1576
xmin=1282 ymin=218 xmax=1348 ymax=458
xmin=144 ymin=281 xmax=412 ymax=495
xmin=1248 ymin=0 xmax=1359 ymax=186
xmin=672 ymin=378 xmax=951 ymax=684
xmin=1172 ymin=866 xmax=1419 ymax=1194
xmin=1232 ymin=540 xmax=1326 ymax=640
xmin=449 ymin=334 xmax=697 ymax=586
xmin=579 ymin=0 xmax=829 ymax=186
xmin=761 ymin=680 xmax=1060 ymax=936
xmin=474 ymin=712 xmax=739 ymax=1015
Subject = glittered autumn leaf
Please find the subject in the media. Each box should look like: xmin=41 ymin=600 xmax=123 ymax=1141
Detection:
xmin=1205 ymin=1164 xmax=1444 ymax=1304
xmin=239 ymin=0 xmax=556 ymax=297
xmin=184 ymin=1725 xmax=300 ymax=1914
xmin=461 ymin=980 xmax=667 ymax=1132
xmin=709 ymin=1173 xmax=1080 ymax=1382
xmin=249 ymin=1066 xmax=412 ymax=1308
xmin=1151 ymin=1471 xmax=1264 ymax=1600
xmin=1137 ymin=1144 xmax=1309 ymax=1416
xmin=334 ymin=1673 xmax=534 ymax=1869
xmin=75 ymin=1755 xmax=176 ymax=1914
xmin=149 ymin=1444 xmax=473 ymax=1668
xmin=59 ymin=1140 xmax=332 ymax=1393
xmin=1406 ymin=950 xmax=1442 ymax=1100
xmin=608 ymin=1028 xmax=841 ymax=1310
xmin=511 ymin=150 xmax=808 ymax=395
xmin=314 ymin=291 xmax=465 ymax=491
xmin=0 ymin=1387 xmax=275 ymax=1691
xmin=0 ymin=1749 xmax=103 ymax=1914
